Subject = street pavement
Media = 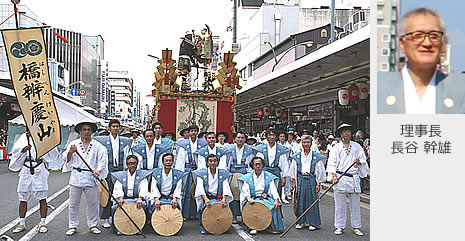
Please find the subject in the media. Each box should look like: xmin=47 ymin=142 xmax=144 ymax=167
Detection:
xmin=0 ymin=162 xmax=369 ymax=241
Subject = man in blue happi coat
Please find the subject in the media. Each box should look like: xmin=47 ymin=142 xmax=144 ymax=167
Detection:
xmin=111 ymin=155 xmax=151 ymax=233
xmin=224 ymin=131 xmax=254 ymax=223
xmin=289 ymin=135 xmax=327 ymax=231
xmin=93 ymin=119 xmax=132 ymax=228
xmin=192 ymin=154 xmax=233 ymax=234
xmin=174 ymin=125 xmax=207 ymax=219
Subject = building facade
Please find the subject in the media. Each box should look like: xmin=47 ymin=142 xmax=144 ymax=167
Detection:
xmin=234 ymin=1 xmax=370 ymax=136
xmin=376 ymin=0 xmax=401 ymax=72
xmin=108 ymin=70 xmax=133 ymax=123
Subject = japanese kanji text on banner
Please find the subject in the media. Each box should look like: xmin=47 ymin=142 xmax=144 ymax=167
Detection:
xmin=2 ymin=27 xmax=61 ymax=159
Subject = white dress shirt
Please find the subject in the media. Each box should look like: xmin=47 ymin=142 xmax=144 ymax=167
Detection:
xmin=256 ymin=143 xmax=290 ymax=178
xmin=150 ymin=167 xmax=183 ymax=200
xmin=110 ymin=135 xmax=119 ymax=167
xmin=9 ymin=134 xmax=61 ymax=192
xmin=62 ymin=139 xmax=108 ymax=187
xmin=145 ymin=144 xmax=156 ymax=170
xmin=240 ymin=171 xmax=279 ymax=201
xmin=113 ymin=170 xmax=149 ymax=199
xmin=174 ymin=138 xmax=199 ymax=171
xmin=402 ymin=66 xmax=437 ymax=114
xmin=198 ymin=145 xmax=228 ymax=170
xmin=194 ymin=168 xmax=233 ymax=211
xmin=289 ymin=151 xmax=326 ymax=184
xmin=326 ymin=141 xmax=369 ymax=193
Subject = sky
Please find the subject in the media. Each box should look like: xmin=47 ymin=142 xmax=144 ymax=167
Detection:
xmin=0 ymin=0 xmax=232 ymax=106
xmin=401 ymin=0 xmax=465 ymax=73
xmin=0 ymin=0 xmax=371 ymax=107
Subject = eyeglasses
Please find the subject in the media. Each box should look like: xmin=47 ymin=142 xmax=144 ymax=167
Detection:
xmin=127 ymin=162 xmax=138 ymax=166
xmin=402 ymin=30 xmax=443 ymax=43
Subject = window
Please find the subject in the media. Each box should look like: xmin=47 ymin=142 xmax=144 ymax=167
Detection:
xmin=381 ymin=48 xmax=390 ymax=56
xmin=321 ymin=29 xmax=328 ymax=38
xmin=382 ymin=34 xmax=390 ymax=42
xmin=380 ymin=63 xmax=389 ymax=71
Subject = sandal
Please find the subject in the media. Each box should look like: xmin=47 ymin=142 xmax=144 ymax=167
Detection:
xmin=65 ymin=227 xmax=77 ymax=236
xmin=89 ymin=226 xmax=101 ymax=234
xmin=36 ymin=224 xmax=48 ymax=233
xmin=353 ymin=228 xmax=364 ymax=236
xmin=12 ymin=224 xmax=26 ymax=233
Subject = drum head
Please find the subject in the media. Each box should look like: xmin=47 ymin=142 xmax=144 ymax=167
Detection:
xmin=293 ymin=189 xmax=298 ymax=216
xmin=151 ymin=204 xmax=183 ymax=236
xmin=242 ymin=201 xmax=272 ymax=231
xmin=231 ymin=173 xmax=243 ymax=200
xmin=97 ymin=179 xmax=110 ymax=207
xmin=114 ymin=203 xmax=146 ymax=235
xmin=201 ymin=203 xmax=232 ymax=234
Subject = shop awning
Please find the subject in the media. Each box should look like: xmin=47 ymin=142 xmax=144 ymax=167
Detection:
xmin=236 ymin=25 xmax=370 ymax=116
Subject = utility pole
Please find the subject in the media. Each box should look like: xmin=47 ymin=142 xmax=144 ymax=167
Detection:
xmin=11 ymin=0 xmax=20 ymax=29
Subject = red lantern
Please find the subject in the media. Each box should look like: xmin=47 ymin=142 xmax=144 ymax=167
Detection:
xmin=269 ymin=104 xmax=276 ymax=114
xmin=263 ymin=106 xmax=270 ymax=116
xmin=358 ymin=83 xmax=369 ymax=99
xmin=348 ymin=84 xmax=358 ymax=102
xmin=257 ymin=108 xmax=264 ymax=118
xmin=338 ymin=89 xmax=349 ymax=106
xmin=281 ymin=111 xmax=288 ymax=121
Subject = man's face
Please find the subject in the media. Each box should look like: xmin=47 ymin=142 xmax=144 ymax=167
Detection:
xmin=206 ymin=134 xmax=216 ymax=146
xmin=266 ymin=132 xmax=276 ymax=144
xmin=235 ymin=133 xmax=246 ymax=146
xmin=400 ymin=13 xmax=443 ymax=69
xmin=252 ymin=159 xmax=263 ymax=173
xmin=144 ymin=130 xmax=155 ymax=145
xmin=153 ymin=125 xmax=162 ymax=138
xmin=189 ymin=129 xmax=198 ymax=139
xmin=80 ymin=124 xmax=93 ymax=139
xmin=132 ymin=132 xmax=138 ymax=138
xmin=207 ymin=157 xmax=218 ymax=169
xmin=165 ymin=134 xmax=173 ymax=140
xmin=341 ymin=129 xmax=352 ymax=140
xmin=302 ymin=139 xmax=312 ymax=150
xmin=278 ymin=133 xmax=286 ymax=142
xmin=287 ymin=134 xmax=294 ymax=141
xmin=126 ymin=157 xmax=138 ymax=174
xmin=109 ymin=123 xmax=119 ymax=136
xmin=217 ymin=134 xmax=226 ymax=143
xmin=313 ymin=131 xmax=318 ymax=138
xmin=162 ymin=155 xmax=173 ymax=169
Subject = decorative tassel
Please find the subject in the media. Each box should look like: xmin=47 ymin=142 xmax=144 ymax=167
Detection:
xmin=52 ymin=29 xmax=69 ymax=43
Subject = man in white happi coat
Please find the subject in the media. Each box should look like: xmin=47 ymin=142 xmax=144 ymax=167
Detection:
xmin=62 ymin=122 xmax=108 ymax=235
xmin=326 ymin=123 xmax=369 ymax=236
xmin=9 ymin=131 xmax=61 ymax=234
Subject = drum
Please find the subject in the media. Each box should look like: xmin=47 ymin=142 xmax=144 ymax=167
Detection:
xmin=293 ymin=189 xmax=298 ymax=216
xmin=230 ymin=173 xmax=243 ymax=200
xmin=242 ymin=201 xmax=272 ymax=231
xmin=97 ymin=179 xmax=110 ymax=207
xmin=113 ymin=203 xmax=146 ymax=235
xmin=201 ymin=202 xmax=233 ymax=234
xmin=151 ymin=204 xmax=183 ymax=236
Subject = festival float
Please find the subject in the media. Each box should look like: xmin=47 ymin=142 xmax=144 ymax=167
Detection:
xmin=150 ymin=25 xmax=243 ymax=141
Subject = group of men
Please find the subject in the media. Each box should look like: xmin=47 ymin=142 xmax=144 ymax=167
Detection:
xmin=9 ymin=119 xmax=369 ymax=237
